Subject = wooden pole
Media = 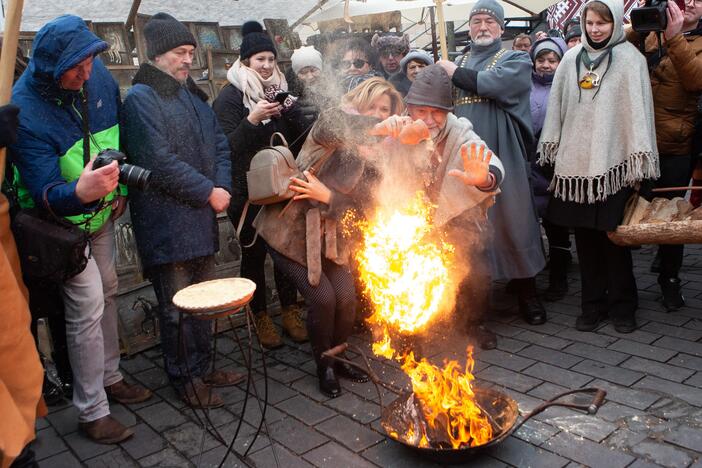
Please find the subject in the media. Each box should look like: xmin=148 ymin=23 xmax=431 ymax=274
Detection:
xmin=125 ymin=0 xmax=142 ymax=31
xmin=290 ymin=0 xmax=330 ymax=30
xmin=0 ymin=0 xmax=24 ymax=183
xmin=429 ymin=7 xmax=438 ymax=62
xmin=446 ymin=20 xmax=455 ymax=54
xmin=434 ymin=0 xmax=448 ymax=60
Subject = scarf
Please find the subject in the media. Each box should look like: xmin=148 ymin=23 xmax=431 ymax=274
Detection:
xmin=226 ymin=58 xmax=291 ymax=113
xmin=537 ymin=0 xmax=659 ymax=205
xmin=532 ymin=72 xmax=554 ymax=85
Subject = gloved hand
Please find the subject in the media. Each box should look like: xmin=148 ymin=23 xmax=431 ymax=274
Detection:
xmin=0 ymin=104 xmax=20 ymax=148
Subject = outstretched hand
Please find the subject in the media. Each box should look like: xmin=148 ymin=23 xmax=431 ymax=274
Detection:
xmin=289 ymin=170 xmax=332 ymax=204
xmin=448 ymin=143 xmax=493 ymax=187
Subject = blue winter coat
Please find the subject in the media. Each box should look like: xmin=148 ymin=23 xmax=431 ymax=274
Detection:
xmin=122 ymin=63 xmax=232 ymax=269
xmin=10 ymin=15 xmax=122 ymax=230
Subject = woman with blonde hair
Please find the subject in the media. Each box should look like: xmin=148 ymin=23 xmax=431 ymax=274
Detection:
xmin=254 ymin=78 xmax=403 ymax=397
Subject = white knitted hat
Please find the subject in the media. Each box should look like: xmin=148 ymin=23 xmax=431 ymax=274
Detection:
xmin=291 ymin=46 xmax=323 ymax=74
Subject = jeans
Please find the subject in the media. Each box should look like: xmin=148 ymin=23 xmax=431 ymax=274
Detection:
xmin=147 ymin=256 xmax=215 ymax=391
xmin=61 ymin=219 xmax=121 ymax=423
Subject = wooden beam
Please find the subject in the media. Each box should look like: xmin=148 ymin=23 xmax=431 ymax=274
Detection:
xmin=0 ymin=0 xmax=24 ymax=182
xmin=429 ymin=7 xmax=438 ymax=62
xmin=125 ymin=0 xmax=142 ymax=31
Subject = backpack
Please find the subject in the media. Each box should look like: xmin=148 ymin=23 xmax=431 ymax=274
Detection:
xmin=246 ymin=132 xmax=300 ymax=205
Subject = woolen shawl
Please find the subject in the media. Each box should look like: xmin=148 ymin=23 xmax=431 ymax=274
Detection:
xmin=226 ymin=58 xmax=288 ymax=113
xmin=538 ymin=0 xmax=659 ymax=204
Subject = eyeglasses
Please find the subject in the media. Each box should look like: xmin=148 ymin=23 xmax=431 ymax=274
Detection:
xmin=341 ymin=59 xmax=368 ymax=69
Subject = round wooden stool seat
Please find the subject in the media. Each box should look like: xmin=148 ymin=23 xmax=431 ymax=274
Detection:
xmin=173 ymin=277 xmax=256 ymax=320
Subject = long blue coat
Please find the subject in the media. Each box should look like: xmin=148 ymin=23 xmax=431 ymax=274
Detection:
xmin=122 ymin=63 xmax=232 ymax=269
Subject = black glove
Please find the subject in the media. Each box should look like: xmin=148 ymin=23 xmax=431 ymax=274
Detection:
xmin=0 ymin=104 xmax=20 ymax=148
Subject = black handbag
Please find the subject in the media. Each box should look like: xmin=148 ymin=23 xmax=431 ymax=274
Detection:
xmin=10 ymin=87 xmax=95 ymax=283
xmin=11 ymin=183 xmax=90 ymax=283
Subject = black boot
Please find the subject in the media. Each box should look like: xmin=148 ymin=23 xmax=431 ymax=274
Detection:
xmin=544 ymin=248 xmax=570 ymax=302
xmin=516 ymin=278 xmax=547 ymax=325
xmin=465 ymin=323 xmax=497 ymax=350
xmin=650 ymin=249 xmax=662 ymax=273
xmin=659 ymin=277 xmax=685 ymax=312
xmin=575 ymin=309 xmax=606 ymax=332
xmin=317 ymin=365 xmax=341 ymax=398
xmin=612 ymin=315 xmax=637 ymax=334
xmin=42 ymin=373 xmax=64 ymax=406
xmin=336 ymin=361 xmax=369 ymax=383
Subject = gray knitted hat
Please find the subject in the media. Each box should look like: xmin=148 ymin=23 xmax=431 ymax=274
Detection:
xmin=405 ymin=64 xmax=453 ymax=111
xmin=144 ymin=13 xmax=196 ymax=59
xmin=470 ymin=0 xmax=505 ymax=29
xmin=400 ymin=49 xmax=434 ymax=74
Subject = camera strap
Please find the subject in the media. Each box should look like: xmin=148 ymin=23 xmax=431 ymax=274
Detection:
xmin=80 ymin=86 xmax=91 ymax=167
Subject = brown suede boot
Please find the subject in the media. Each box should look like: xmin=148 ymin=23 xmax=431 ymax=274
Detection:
xmin=255 ymin=313 xmax=283 ymax=349
xmin=79 ymin=415 xmax=134 ymax=444
xmin=105 ymin=379 xmax=153 ymax=404
xmin=281 ymin=305 xmax=308 ymax=343
xmin=181 ymin=380 xmax=224 ymax=409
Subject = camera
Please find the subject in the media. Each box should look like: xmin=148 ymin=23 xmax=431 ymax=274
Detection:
xmin=92 ymin=149 xmax=151 ymax=190
xmin=631 ymin=0 xmax=685 ymax=33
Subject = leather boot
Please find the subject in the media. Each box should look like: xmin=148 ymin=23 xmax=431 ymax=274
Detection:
xmin=181 ymin=380 xmax=224 ymax=409
xmin=516 ymin=278 xmax=547 ymax=325
xmin=575 ymin=309 xmax=606 ymax=332
xmin=317 ymin=365 xmax=341 ymax=398
xmin=79 ymin=415 xmax=134 ymax=444
xmin=42 ymin=373 xmax=64 ymax=406
xmin=254 ymin=312 xmax=283 ymax=349
xmin=336 ymin=360 xmax=369 ymax=383
xmin=281 ymin=305 xmax=308 ymax=343
xmin=465 ymin=323 xmax=497 ymax=350
xmin=105 ymin=379 xmax=152 ymax=404
xmin=659 ymin=277 xmax=685 ymax=312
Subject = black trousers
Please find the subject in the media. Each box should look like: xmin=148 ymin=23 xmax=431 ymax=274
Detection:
xmin=269 ymin=248 xmax=357 ymax=366
xmin=574 ymin=227 xmax=638 ymax=320
xmin=230 ymin=202 xmax=297 ymax=315
xmin=655 ymin=154 xmax=694 ymax=281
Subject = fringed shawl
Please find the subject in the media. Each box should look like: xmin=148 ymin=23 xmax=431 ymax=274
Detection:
xmin=538 ymin=0 xmax=659 ymax=204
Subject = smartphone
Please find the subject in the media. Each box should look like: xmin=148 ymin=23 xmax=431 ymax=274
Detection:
xmin=273 ymin=92 xmax=290 ymax=104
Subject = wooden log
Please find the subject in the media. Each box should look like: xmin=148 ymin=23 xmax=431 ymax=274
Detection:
xmin=608 ymin=220 xmax=702 ymax=246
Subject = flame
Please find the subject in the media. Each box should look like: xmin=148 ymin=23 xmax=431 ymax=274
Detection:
xmin=402 ymin=347 xmax=493 ymax=448
xmin=352 ymin=194 xmax=493 ymax=449
xmin=356 ymin=193 xmax=452 ymax=336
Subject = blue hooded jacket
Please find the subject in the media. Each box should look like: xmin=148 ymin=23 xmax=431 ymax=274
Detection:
xmin=11 ymin=15 xmax=122 ymax=231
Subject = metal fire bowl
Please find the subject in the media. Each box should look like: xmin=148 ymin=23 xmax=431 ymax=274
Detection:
xmin=381 ymin=386 xmax=519 ymax=464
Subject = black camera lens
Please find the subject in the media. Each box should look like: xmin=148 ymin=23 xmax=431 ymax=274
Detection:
xmin=119 ymin=163 xmax=151 ymax=191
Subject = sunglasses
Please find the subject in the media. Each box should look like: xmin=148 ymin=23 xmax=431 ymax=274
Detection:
xmin=341 ymin=59 xmax=368 ymax=69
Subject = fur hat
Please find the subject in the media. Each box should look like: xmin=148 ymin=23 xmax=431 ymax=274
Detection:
xmin=240 ymin=21 xmax=277 ymax=60
xmin=405 ymin=64 xmax=453 ymax=111
xmin=144 ymin=13 xmax=197 ymax=60
xmin=370 ymin=33 xmax=410 ymax=56
xmin=470 ymin=0 xmax=505 ymax=29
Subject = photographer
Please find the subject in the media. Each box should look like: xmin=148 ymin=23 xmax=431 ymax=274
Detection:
xmin=626 ymin=0 xmax=702 ymax=311
xmin=10 ymin=15 xmax=152 ymax=444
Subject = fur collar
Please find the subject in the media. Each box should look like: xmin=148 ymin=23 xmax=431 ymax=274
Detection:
xmin=132 ymin=63 xmax=209 ymax=102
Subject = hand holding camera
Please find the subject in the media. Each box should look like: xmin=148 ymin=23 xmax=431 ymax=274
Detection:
xmin=75 ymin=158 xmax=120 ymax=204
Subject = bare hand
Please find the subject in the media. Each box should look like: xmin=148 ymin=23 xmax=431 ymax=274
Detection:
xmin=208 ymin=187 xmax=231 ymax=213
xmin=75 ymin=159 xmax=119 ymax=204
xmin=448 ymin=143 xmax=493 ymax=187
xmin=289 ymin=170 xmax=331 ymax=204
xmin=437 ymin=59 xmax=458 ymax=78
xmin=111 ymin=195 xmax=128 ymax=220
xmin=664 ymin=1 xmax=685 ymax=40
xmin=369 ymin=115 xmax=413 ymax=138
xmin=535 ymin=31 xmax=548 ymax=41
xmin=247 ymin=100 xmax=282 ymax=125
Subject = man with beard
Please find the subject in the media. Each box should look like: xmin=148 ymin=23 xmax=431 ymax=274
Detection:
xmin=121 ymin=13 xmax=243 ymax=408
xmin=437 ymin=0 xmax=547 ymax=326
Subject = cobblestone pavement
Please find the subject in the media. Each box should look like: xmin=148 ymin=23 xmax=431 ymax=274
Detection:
xmin=34 ymin=245 xmax=702 ymax=467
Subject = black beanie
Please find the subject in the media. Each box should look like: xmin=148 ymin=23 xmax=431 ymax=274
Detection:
xmin=144 ymin=13 xmax=197 ymax=60
xmin=240 ymin=21 xmax=277 ymax=60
